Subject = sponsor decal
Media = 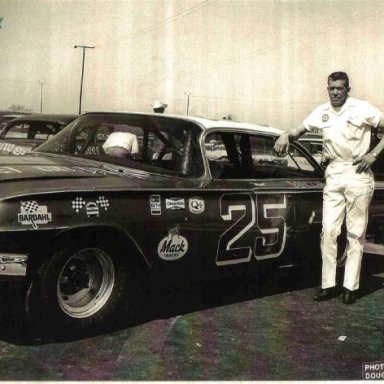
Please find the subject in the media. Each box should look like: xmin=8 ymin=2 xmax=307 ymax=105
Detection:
xmin=71 ymin=196 xmax=110 ymax=217
xmin=0 ymin=143 xmax=26 ymax=156
xmin=362 ymin=361 xmax=384 ymax=380
xmin=150 ymin=194 xmax=161 ymax=215
xmin=157 ymin=227 xmax=188 ymax=261
xmin=0 ymin=143 xmax=15 ymax=153
xmin=165 ymin=198 xmax=185 ymax=210
xmin=321 ymin=114 xmax=329 ymax=122
xmin=18 ymin=201 xmax=52 ymax=229
xmin=86 ymin=202 xmax=100 ymax=217
xmin=189 ymin=197 xmax=205 ymax=214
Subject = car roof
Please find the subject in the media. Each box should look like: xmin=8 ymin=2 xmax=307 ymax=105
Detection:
xmin=10 ymin=114 xmax=78 ymax=124
xmin=0 ymin=114 xmax=23 ymax=119
xmin=82 ymin=111 xmax=284 ymax=135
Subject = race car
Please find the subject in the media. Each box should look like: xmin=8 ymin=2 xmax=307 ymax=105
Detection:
xmin=0 ymin=111 xmax=383 ymax=335
xmin=0 ymin=114 xmax=77 ymax=155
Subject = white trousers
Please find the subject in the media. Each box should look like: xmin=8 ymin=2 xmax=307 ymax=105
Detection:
xmin=320 ymin=160 xmax=374 ymax=291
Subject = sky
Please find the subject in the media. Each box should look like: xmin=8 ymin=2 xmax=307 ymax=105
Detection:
xmin=1 ymin=0 xmax=384 ymax=129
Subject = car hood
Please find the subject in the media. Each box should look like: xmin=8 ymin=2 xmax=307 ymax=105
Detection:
xmin=0 ymin=153 xmax=148 ymax=181
xmin=0 ymin=153 xmax=204 ymax=200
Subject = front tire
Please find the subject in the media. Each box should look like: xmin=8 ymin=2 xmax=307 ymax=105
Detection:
xmin=26 ymin=240 xmax=135 ymax=337
xmin=57 ymin=247 xmax=115 ymax=319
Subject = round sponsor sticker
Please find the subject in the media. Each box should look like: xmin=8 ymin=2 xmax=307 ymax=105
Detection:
xmin=157 ymin=234 xmax=188 ymax=261
xmin=189 ymin=197 xmax=205 ymax=214
xmin=322 ymin=114 xmax=329 ymax=122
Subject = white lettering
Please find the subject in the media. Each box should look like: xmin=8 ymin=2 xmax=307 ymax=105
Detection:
xmin=0 ymin=167 xmax=22 ymax=174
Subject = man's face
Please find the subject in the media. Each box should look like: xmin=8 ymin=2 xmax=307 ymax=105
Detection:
xmin=327 ymin=79 xmax=350 ymax=107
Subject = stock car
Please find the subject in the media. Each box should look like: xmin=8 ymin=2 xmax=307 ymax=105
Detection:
xmin=0 ymin=113 xmax=24 ymax=132
xmin=0 ymin=111 xmax=384 ymax=335
xmin=0 ymin=114 xmax=78 ymax=156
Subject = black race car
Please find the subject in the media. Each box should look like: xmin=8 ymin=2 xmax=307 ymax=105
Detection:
xmin=0 ymin=111 xmax=383 ymax=335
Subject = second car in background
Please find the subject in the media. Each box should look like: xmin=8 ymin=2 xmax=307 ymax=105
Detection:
xmin=0 ymin=114 xmax=78 ymax=155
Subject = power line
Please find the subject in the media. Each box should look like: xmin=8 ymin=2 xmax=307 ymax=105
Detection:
xmin=98 ymin=0 xmax=217 ymax=49
xmin=176 ymin=6 xmax=384 ymax=80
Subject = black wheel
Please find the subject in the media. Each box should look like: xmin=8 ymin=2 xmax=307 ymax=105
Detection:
xmin=26 ymin=240 xmax=139 ymax=336
xmin=57 ymin=247 xmax=115 ymax=319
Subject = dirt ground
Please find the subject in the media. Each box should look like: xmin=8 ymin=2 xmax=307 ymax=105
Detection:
xmin=0 ymin=252 xmax=382 ymax=381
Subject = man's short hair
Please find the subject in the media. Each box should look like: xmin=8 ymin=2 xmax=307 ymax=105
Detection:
xmin=328 ymin=71 xmax=350 ymax=88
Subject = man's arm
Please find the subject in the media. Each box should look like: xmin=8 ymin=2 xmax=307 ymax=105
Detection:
xmin=273 ymin=125 xmax=307 ymax=155
xmin=354 ymin=116 xmax=384 ymax=173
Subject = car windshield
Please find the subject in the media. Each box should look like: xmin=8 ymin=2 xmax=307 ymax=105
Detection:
xmin=36 ymin=113 xmax=204 ymax=178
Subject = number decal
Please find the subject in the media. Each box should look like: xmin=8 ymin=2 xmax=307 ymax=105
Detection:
xmin=216 ymin=194 xmax=256 ymax=266
xmin=216 ymin=193 xmax=288 ymax=265
xmin=254 ymin=194 xmax=287 ymax=260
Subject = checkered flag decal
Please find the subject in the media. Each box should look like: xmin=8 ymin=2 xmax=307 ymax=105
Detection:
xmin=72 ymin=197 xmax=86 ymax=213
xmin=96 ymin=196 xmax=109 ymax=210
xmin=21 ymin=201 xmax=40 ymax=214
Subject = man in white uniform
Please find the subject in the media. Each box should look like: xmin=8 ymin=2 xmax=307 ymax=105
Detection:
xmin=274 ymin=71 xmax=384 ymax=304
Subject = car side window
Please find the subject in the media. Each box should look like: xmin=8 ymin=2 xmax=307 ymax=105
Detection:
xmin=205 ymin=132 xmax=317 ymax=179
xmin=4 ymin=123 xmax=29 ymax=139
xmin=32 ymin=123 xmax=58 ymax=139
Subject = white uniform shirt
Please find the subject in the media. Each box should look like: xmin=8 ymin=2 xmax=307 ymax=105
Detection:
xmin=102 ymin=132 xmax=139 ymax=154
xmin=302 ymin=97 xmax=382 ymax=160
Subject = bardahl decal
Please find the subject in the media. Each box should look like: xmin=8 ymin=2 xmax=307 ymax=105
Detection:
xmin=18 ymin=201 xmax=52 ymax=229
xmin=165 ymin=198 xmax=185 ymax=210
xmin=158 ymin=227 xmax=188 ymax=261
xmin=189 ymin=197 xmax=205 ymax=214
xmin=72 ymin=196 xmax=110 ymax=217
xmin=150 ymin=195 xmax=161 ymax=215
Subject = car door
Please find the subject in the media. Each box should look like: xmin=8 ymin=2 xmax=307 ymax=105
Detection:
xmin=202 ymin=129 xmax=325 ymax=272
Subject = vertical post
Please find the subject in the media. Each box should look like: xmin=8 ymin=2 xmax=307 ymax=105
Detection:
xmin=39 ymin=81 xmax=43 ymax=113
xmin=185 ymin=92 xmax=191 ymax=115
xmin=74 ymin=45 xmax=95 ymax=114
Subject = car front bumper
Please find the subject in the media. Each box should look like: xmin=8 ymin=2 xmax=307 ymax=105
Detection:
xmin=0 ymin=253 xmax=27 ymax=276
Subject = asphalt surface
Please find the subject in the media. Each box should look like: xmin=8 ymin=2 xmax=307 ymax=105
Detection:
xmin=0 ymin=252 xmax=382 ymax=381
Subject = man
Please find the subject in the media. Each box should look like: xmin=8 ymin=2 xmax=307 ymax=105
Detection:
xmin=274 ymin=71 xmax=384 ymax=304
xmin=102 ymin=131 xmax=139 ymax=158
xmin=152 ymin=100 xmax=168 ymax=114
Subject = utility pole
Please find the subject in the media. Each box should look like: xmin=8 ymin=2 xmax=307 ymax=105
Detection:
xmin=74 ymin=45 xmax=94 ymax=114
xmin=39 ymin=81 xmax=43 ymax=113
xmin=185 ymin=92 xmax=191 ymax=115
